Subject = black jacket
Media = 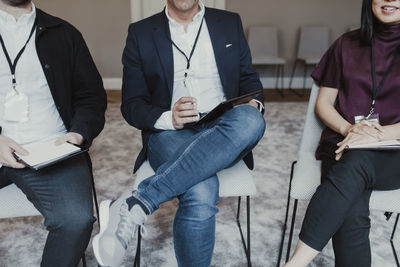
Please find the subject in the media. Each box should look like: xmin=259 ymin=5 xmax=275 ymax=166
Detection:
xmin=34 ymin=9 xmax=107 ymax=147
xmin=121 ymin=8 xmax=263 ymax=172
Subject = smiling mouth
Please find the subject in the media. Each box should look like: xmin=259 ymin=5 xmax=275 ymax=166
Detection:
xmin=382 ymin=6 xmax=399 ymax=12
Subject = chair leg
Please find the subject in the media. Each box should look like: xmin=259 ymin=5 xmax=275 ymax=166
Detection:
xmin=390 ymin=214 xmax=400 ymax=267
xmin=281 ymin=65 xmax=285 ymax=95
xmin=289 ymin=60 xmax=305 ymax=97
xmin=276 ymin=161 xmax=297 ymax=267
xmin=247 ymin=196 xmax=251 ymax=266
xmin=133 ymin=227 xmax=142 ymax=267
xmin=236 ymin=196 xmax=252 ymax=267
xmin=301 ymin=64 xmax=308 ymax=97
xmin=275 ymin=65 xmax=284 ymax=97
xmin=285 ymin=199 xmax=298 ymax=262
xmin=91 ymin=173 xmax=100 ymax=228
xmin=288 ymin=59 xmax=298 ymax=90
xmin=84 ymin=153 xmax=101 ymax=228
xmin=82 ymin=254 xmax=86 ymax=267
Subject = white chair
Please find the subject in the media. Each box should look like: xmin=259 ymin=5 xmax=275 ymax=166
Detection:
xmin=132 ymin=160 xmax=257 ymax=267
xmin=288 ymin=27 xmax=330 ymax=96
xmin=248 ymin=26 xmax=286 ymax=97
xmin=0 ymin=158 xmax=100 ymax=267
xmin=276 ymin=84 xmax=400 ymax=266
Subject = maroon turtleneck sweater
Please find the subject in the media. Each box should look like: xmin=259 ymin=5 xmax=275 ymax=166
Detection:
xmin=312 ymin=22 xmax=400 ymax=158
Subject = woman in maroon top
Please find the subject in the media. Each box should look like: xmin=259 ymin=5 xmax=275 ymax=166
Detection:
xmin=284 ymin=0 xmax=400 ymax=266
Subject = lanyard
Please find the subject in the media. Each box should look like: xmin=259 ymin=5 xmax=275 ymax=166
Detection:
xmin=0 ymin=20 xmax=37 ymax=95
xmin=368 ymin=39 xmax=399 ymax=118
xmin=169 ymin=18 xmax=204 ymax=87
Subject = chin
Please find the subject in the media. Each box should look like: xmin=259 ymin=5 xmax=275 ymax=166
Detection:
xmin=378 ymin=17 xmax=400 ymax=25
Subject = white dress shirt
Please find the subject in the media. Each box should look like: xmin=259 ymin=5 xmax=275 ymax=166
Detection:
xmin=154 ymin=1 xmax=226 ymax=130
xmin=0 ymin=3 xmax=67 ymax=145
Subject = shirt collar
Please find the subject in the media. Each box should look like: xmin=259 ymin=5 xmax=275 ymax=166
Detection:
xmin=0 ymin=2 xmax=36 ymax=27
xmin=165 ymin=0 xmax=205 ymax=26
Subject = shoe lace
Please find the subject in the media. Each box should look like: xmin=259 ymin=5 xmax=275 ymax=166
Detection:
xmin=116 ymin=202 xmax=147 ymax=249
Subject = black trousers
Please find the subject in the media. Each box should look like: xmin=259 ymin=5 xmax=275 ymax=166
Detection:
xmin=0 ymin=154 xmax=94 ymax=267
xmin=299 ymin=138 xmax=400 ymax=267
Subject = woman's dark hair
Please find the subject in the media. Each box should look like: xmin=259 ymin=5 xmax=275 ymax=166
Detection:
xmin=360 ymin=0 xmax=375 ymax=45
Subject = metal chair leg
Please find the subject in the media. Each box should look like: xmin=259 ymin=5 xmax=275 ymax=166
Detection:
xmin=237 ymin=196 xmax=252 ymax=267
xmin=275 ymin=65 xmax=284 ymax=97
xmin=281 ymin=65 xmax=285 ymax=94
xmin=133 ymin=227 xmax=142 ymax=267
xmin=83 ymin=153 xmax=98 ymax=267
xmin=247 ymin=196 xmax=251 ymax=266
xmin=390 ymin=214 xmax=400 ymax=267
xmin=288 ymin=59 xmax=298 ymax=90
xmin=82 ymin=254 xmax=86 ymax=267
xmin=277 ymin=161 xmax=297 ymax=267
xmin=91 ymin=174 xmax=100 ymax=228
xmin=301 ymin=64 xmax=308 ymax=97
xmin=285 ymin=199 xmax=298 ymax=262
xmin=289 ymin=60 xmax=305 ymax=97
xmin=85 ymin=153 xmax=100 ymax=227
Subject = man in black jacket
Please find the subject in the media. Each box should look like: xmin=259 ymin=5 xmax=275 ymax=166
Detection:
xmin=93 ymin=0 xmax=265 ymax=266
xmin=0 ymin=0 xmax=106 ymax=266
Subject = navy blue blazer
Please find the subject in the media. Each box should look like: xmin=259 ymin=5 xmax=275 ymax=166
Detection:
xmin=121 ymin=7 xmax=264 ymax=172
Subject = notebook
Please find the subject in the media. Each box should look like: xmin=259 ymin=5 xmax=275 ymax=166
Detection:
xmin=13 ymin=140 xmax=87 ymax=170
xmin=345 ymin=139 xmax=400 ymax=150
xmin=185 ymin=90 xmax=263 ymax=127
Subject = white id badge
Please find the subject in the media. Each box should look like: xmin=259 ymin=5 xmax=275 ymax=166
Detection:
xmin=4 ymin=90 xmax=29 ymax=122
xmin=354 ymin=113 xmax=379 ymax=124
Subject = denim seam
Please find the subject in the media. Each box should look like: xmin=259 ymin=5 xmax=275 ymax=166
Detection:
xmin=141 ymin=127 xmax=215 ymax=205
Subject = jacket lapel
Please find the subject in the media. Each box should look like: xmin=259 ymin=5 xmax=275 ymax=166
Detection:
xmin=152 ymin=12 xmax=174 ymax=95
xmin=204 ymin=8 xmax=229 ymax=97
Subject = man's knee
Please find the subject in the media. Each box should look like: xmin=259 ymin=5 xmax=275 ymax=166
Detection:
xmin=221 ymin=105 xmax=265 ymax=147
xmin=177 ymin=177 xmax=219 ymax=221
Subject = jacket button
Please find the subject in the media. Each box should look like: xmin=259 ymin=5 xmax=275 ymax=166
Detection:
xmin=44 ymin=64 xmax=50 ymax=69
xmin=57 ymin=106 xmax=61 ymax=110
xmin=39 ymin=27 xmax=43 ymax=30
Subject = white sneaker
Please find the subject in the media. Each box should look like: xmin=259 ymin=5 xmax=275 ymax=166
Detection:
xmin=93 ymin=197 xmax=147 ymax=267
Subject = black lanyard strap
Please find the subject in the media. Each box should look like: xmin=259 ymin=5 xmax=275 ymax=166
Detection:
xmin=369 ymin=39 xmax=399 ymax=117
xmin=0 ymin=19 xmax=37 ymax=92
xmin=169 ymin=18 xmax=204 ymax=77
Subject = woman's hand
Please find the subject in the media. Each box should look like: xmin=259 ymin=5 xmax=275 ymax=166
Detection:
xmin=335 ymin=121 xmax=384 ymax=160
xmin=346 ymin=120 xmax=384 ymax=138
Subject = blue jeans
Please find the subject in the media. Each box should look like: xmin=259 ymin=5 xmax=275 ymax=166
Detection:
xmin=0 ymin=154 xmax=95 ymax=267
xmin=138 ymin=105 xmax=266 ymax=267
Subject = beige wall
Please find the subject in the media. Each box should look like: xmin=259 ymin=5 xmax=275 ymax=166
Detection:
xmin=226 ymin=0 xmax=362 ymax=86
xmin=34 ymin=0 xmax=362 ymax=87
xmin=35 ymin=0 xmax=131 ymax=78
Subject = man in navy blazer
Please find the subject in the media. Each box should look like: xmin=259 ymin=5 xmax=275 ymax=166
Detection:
xmin=93 ymin=1 xmax=266 ymax=266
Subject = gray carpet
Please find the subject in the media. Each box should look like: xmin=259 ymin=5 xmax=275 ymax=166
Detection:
xmin=0 ymin=102 xmax=399 ymax=267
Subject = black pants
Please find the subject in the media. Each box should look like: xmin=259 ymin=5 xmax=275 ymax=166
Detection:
xmin=0 ymin=154 xmax=95 ymax=267
xmin=299 ymin=138 xmax=400 ymax=267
